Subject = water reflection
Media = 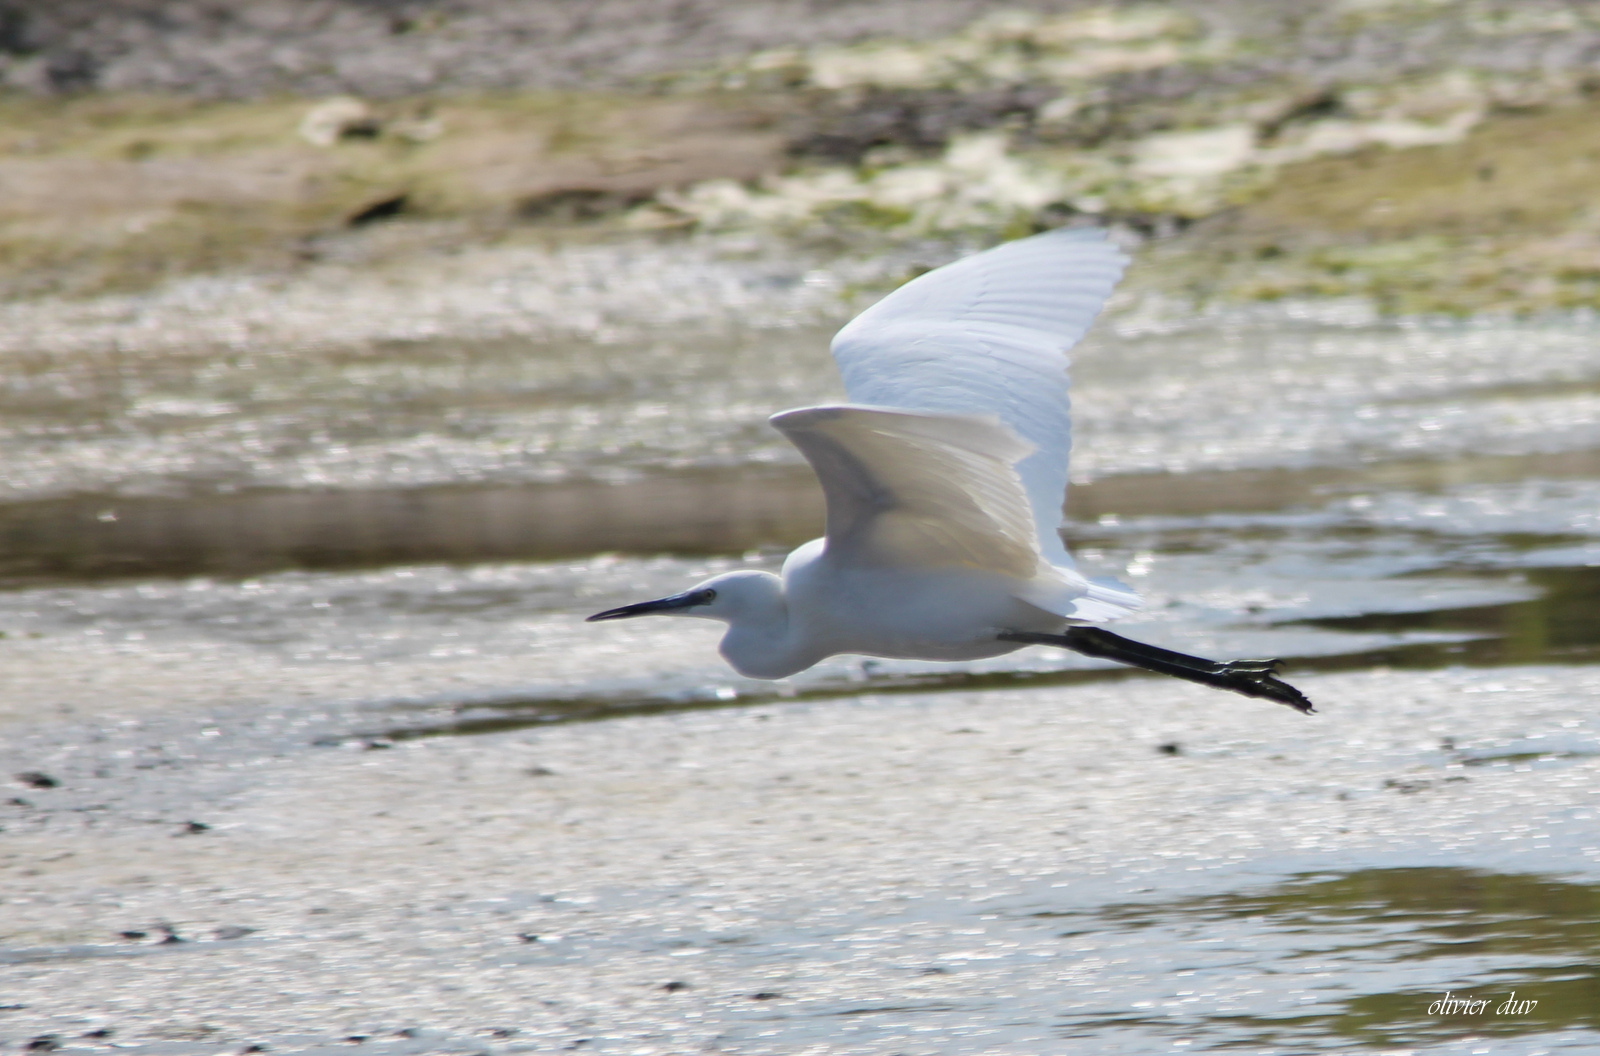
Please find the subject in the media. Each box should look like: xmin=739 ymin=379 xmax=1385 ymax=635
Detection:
xmin=1297 ymin=565 xmax=1600 ymax=669
xmin=1049 ymin=867 xmax=1600 ymax=1050
xmin=3 ymin=445 xmax=1598 ymax=587
xmin=0 ymin=466 xmax=824 ymax=583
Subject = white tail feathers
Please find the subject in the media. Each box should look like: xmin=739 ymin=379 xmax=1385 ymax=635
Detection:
xmin=1020 ymin=571 xmax=1143 ymax=623
xmin=1066 ymin=577 xmax=1144 ymax=622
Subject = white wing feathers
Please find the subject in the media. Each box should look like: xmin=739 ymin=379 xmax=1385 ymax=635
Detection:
xmin=770 ymin=405 xmax=1142 ymax=621
xmin=771 ymin=406 xmax=1041 ymax=579
xmin=829 ymin=227 xmax=1127 ymax=570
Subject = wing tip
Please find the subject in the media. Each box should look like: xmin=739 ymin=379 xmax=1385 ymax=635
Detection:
xmin=1035 ymin=223 xmax=1130 ymax=262
xmin=769 ymin=405 xmax=838 ymax=429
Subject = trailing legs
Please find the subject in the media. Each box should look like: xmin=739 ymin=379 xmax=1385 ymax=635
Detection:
xmin=997 ymin=626 xmax=1314 ymax=713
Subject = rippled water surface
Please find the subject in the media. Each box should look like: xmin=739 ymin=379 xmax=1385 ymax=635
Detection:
xmin=2 ymin=249 xmax=1600 ymax=1053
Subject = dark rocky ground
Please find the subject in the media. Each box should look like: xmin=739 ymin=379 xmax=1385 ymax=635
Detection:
xmin=1 ymin=0 xmax=1597 ymax=101
xmin=0 ymin=0 xmax=1102 ymax=97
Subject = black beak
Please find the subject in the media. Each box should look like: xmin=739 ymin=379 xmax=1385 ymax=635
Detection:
xmin=586 ymin=588 xmax=714 ymax=622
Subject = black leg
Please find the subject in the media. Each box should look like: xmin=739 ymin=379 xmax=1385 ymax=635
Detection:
xmin=998 ymin=627 xmax=1315 ymax=714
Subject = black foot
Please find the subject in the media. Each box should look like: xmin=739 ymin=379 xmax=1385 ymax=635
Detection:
xmin=1211 ymin=658 xmax=1313 ymax=713
xmin=998 ymin=629 xmax=1316 ymax=714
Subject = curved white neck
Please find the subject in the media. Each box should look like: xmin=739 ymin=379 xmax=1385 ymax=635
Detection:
xmin=714 ymin=575 xmax=812 ymax=679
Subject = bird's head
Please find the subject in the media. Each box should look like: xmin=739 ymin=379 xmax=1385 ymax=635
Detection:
xmin=586 ymin=569 xmax=782 ymax=626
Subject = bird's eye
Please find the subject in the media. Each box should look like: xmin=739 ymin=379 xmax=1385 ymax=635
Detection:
xmin=698 ymin=589 xmax=717 ymax=604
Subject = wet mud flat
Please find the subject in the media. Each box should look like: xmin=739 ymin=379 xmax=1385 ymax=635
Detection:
xmin=7 ymin=289 xmax=1600 ymax=584
xmin=1 ymin=661 xmax=1598 ymax=1055
xmin=6 ymin=447 xmax=1600 ymax=1053
xmin=6 ymin=437 xmax=1600 ymax=1053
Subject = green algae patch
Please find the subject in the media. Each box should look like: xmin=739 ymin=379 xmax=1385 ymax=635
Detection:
xmin=1140 ymin=99 xmax=1600 ymax=314
xmin=636 ymin=2 xmax=1600 ymax=315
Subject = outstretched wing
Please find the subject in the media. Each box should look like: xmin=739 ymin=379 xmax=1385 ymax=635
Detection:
xmin=770 ymin=405 xmax=1041 ymax=579
xmin=829 ymin=227 xmax=1126 ymax=568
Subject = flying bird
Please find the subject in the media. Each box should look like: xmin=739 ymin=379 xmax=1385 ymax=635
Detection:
xmin=589 ymin=228 xmax=1313 ymax=713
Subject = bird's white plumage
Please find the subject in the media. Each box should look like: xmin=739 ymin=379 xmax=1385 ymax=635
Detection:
xmin=829 ymin=227 xmax=1127 ymax=569
xmin=770 ymin=405 xmax=1041 ymax=579
xmin=588 ymin=227 xmax=1320 ymax=710
xmin=590 ymin=226 xmax=1144 ymax=679
xmin=769 ymin=403 xmax=1134 ymax=622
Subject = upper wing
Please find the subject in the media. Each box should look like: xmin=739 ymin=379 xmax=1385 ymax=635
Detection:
xmin=770 ymin=405 xmax=1041 ymax=579
xmin=829 ymin=227 xmax=1127 ymax=567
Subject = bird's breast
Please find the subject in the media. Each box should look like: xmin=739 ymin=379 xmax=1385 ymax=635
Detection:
xmin=789 ymin=559 xmax=1052 ymax=662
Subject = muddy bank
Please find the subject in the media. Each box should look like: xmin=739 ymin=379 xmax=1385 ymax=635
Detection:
xmin=0 ymin=91 xmax=789 ymax=299
xmin=6 ymin=2 xmax=1600 ymax=308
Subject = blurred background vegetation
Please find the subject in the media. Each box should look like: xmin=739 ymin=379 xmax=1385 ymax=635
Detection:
xmin=3 ymin=0 xmax=1600 ymax=312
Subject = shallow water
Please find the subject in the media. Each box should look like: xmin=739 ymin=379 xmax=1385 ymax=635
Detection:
xmin=3 ymin=253 xmax=1600 ymax=1052
xmin=1045 ymin=866 xmax=1600 ymax=1051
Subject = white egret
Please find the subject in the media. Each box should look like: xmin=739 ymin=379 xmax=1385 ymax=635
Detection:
xmin=590 ymin=228 xmax=1312 ymax=712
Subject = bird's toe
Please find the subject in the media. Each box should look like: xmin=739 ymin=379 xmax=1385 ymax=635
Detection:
xmin=1217 ymin=660 xmax=1314 ymax=714
xmin=1219 ymin=658 xmax=1285 ymax=676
